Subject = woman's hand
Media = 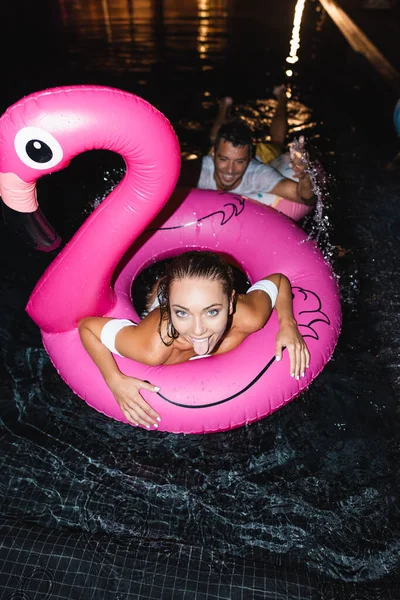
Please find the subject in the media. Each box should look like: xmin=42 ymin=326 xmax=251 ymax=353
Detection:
xmin=107 ymin=373 xmax=161 ymax=428
xmin=275 ymin=319 xmax=310 ymax=379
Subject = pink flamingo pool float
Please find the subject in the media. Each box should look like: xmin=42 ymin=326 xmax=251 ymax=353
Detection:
xmin=0 ymin=85 xmax=341 ymax=434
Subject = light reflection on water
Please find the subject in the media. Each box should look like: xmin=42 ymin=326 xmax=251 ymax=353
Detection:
xmin=59 ymin=0 xmax=231 ymax=75
xmin=54 ymin=0 xmax=320 ymax=159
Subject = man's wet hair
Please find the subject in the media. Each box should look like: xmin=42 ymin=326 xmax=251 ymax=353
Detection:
xmin=214 ymin=119 xmax=254 ymax=155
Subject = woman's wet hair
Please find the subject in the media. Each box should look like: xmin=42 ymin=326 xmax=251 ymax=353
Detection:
xmin=214 ymin=119 xmax=254 ymax=155
xmin=157 ymin=250 xmax=235 ymax=345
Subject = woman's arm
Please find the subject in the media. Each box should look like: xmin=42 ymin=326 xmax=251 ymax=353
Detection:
xmin=242 ymin=274 xmax=310 ymax=378
xmin=78 ymin=316 xmax=162 ymax=428
xmin=272 ymin=275 xmax=310 ymax=378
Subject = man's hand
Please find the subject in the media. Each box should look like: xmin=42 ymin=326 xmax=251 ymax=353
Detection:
xmin=289 ymin=136 xmax=315 ymax=205
xmin=289 ymin=135 xmax=309 ymax=180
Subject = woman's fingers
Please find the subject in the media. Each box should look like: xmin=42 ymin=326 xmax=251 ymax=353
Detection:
xmin=299 ymin=346 xmax=307 ymax=378
xmin=295 ymin=344 xmax=310 ymax=379
xmin=122 ymin=399 xmax=159 ymax=428
xmin=136 ymin=381 xmax=161 ymax=425
xmin=294 ymin=344 xmax=301 ymax=379
xmin=275 ymin=340 xmax=283 ymax=363
xmin=286 ymin=343 xmax=297 ymax=379
xmin=118 ymin=385 xmax=161 ymax=428
xmin=303 ymin=346 xmax=311 ymax=376
xmin=276 ymin=329 xmax=311 ymax=380
xmin=121 ymin=405 xmax=140 ymax=426
xmin=287 ymin=342 xmax=310 ymax=380
xmin=134 ymin=397 xmax=161 ymax=428
xmin=132 ymin=407 xmax=158 ymax=428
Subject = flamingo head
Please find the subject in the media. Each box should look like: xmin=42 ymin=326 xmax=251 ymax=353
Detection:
xmin=0 ymin=85 xmax=180 ymax=252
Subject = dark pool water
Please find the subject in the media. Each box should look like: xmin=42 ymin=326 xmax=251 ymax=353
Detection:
xmin=1 ymin=1 xmax=400 ymax=598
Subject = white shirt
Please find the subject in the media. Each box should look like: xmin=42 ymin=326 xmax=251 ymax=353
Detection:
xmin=197 ymin=155 xmax=284 ymax=204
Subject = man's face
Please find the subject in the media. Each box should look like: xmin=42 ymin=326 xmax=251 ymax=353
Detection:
xmin=212 ymin=139 xmax=251 ymax=191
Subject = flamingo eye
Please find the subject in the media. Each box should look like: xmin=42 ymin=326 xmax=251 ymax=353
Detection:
xmin=14 ymin=127 xmax=63 ymax=170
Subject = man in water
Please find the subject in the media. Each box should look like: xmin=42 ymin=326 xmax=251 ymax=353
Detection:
xmin=179 ymin=86 xmax=315 ymax=208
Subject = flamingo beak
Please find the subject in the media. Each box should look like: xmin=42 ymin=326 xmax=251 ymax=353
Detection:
xmin=0 ymin=172 xmax=61 ymax=252
xmin=1 ymin=203 xmax=61 ymax=252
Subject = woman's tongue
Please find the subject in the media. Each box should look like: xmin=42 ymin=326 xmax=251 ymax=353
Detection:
xmin=192 ymin=337 xmax=210 ymax=355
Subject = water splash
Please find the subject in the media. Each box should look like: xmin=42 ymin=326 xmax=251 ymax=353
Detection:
xmin=290 ymin=137 xmax=336 ymax=267
xmin=83 ymin=167 xmax=126 ymax=215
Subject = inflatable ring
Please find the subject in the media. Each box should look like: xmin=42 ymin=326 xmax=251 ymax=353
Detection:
xmin=0 ymin=85 xmax=341 ymax=434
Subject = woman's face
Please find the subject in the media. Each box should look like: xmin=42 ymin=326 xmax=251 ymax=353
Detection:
xmin=169 ymin=277 xmax=233 ymax=355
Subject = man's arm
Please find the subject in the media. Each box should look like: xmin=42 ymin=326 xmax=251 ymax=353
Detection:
xmin=270 ymin=176 xmax=315 ymax=205
xmin=268 ymin=135 xmax=316 ymax=205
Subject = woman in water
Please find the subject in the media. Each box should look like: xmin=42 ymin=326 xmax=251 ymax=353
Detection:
xmin=79 ymin=251 xmax=310 ymax=428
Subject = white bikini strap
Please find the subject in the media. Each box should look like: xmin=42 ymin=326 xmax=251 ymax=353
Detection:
xmin=100 ymin=319 xmax=135 ymax=356
xmin=246 ymin=279 xmax=278 ymax=308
